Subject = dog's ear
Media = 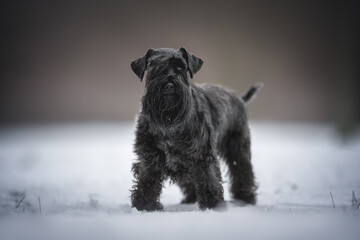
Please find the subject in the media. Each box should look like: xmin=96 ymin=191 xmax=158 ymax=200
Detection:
xmin=131 ymin=49 xmax=155 ymax=81
xmin=179 ymin=47 xmax=203 ymax=79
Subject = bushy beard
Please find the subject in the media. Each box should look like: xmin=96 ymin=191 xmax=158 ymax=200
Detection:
xmin=156 ymin=94 xmax=181 ymax=123
xmin=142 ymin=77 xmax=190 ymax=126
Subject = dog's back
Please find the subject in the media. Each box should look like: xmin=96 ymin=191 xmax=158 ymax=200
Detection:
xmin=191 ymin=83 xmax=260 ymax=133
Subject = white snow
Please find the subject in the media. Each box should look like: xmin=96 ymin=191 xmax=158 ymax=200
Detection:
xmin=0 ymin=122 xmax=359 ymax=240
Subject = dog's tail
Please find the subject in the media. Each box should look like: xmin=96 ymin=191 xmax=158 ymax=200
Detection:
xmin=241 ymin=83 xmax=264 ymax=103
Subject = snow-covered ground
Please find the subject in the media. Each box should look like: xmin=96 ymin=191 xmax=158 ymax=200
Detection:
xmin=0 ymin=122 xmax=359 ymax=240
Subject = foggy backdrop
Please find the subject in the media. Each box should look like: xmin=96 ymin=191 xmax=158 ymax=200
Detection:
xmin=1 ymin=0 xmax=359 ymax=131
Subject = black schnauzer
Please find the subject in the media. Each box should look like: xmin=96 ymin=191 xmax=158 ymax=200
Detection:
xmin=130 ymin=47 xmax=262 ymax=211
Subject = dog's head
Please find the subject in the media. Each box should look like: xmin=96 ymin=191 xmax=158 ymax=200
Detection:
xmin=131 ymin=48 xmax=203 ymax=125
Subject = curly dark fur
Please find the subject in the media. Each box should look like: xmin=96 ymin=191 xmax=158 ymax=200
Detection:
xmin=130 ymin=48 xmax=261 ymax=211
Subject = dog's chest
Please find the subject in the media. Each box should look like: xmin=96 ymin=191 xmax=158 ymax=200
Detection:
xmin=156 ymin=137 xmax=187 ymax=171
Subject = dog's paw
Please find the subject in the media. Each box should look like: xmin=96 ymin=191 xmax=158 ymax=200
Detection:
xmin=198 ymin=198 xmax=225 ymax=210
xmin=132 ymin=201 xmax=164 ymax=212
xmin=233 ymin=192 xmax=256 ymax=205
xmin=181 ymin=196 xmax=197 ymax=204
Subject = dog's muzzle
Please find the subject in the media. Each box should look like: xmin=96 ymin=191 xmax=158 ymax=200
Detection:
xmin=163 ymin=82 xmax=175 ymax=95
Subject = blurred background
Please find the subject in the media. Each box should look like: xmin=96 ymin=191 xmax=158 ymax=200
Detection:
xmin=1 ymin=3 xmax=360 ymax=235
xmin=1 ymin=0 xmax=359 ymax=133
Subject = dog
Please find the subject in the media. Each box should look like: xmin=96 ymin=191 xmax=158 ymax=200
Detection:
xmin=130 ymin=47 xmax=262 ymax=211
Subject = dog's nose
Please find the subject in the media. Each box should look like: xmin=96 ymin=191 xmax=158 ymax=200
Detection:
xmin=165 ymin=82 xmax=174 ymax=90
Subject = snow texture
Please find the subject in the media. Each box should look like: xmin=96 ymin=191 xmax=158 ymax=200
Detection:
xmin=0 ymin=122 xmax=359 ymax=240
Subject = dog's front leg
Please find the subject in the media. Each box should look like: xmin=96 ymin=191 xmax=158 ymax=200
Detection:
xmin=192 ymin=157 xmax=224 ymax=210
xmin=131 ymin=153 xmax=165 ymax=211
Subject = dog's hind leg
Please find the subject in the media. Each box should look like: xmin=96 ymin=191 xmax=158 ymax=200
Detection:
xmin=178 ymin=181 xmax=197 ymax=204
xmin=220 ymin=126 xmax=257 ymax=204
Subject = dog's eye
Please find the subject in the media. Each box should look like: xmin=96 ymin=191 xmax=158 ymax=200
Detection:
xmin=176 ymin=66 xmax=183 ymax=72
